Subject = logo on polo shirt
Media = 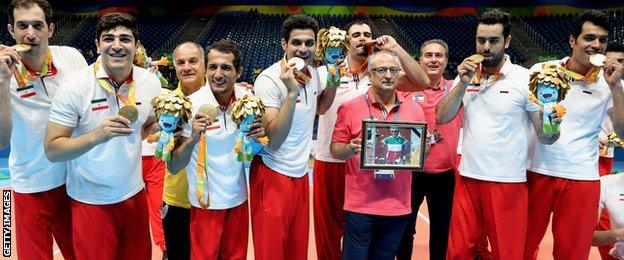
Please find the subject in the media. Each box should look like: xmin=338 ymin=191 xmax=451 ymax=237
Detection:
xmin=620 ymin=193 xmax=624 ymax=202
xmin=16 ymin=84 xmax=36 ymax=99
xmin=466 ymin=85 xmax=480 ymax=93
xmin=90 ymin=98 xmax=109 ymax=111
xmin=206 ymin=123 xmax=220 ymax=131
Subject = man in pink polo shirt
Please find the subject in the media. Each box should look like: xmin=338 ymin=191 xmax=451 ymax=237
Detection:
xmin=397 ymin=39 xmax=462 ymax=260
xmin=331 ymin=50 xmax=426 ymax=259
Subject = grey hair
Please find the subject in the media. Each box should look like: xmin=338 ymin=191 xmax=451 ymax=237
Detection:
xmin=173 ymin=42 xmax=205 ymax=64
xmin=367 ymin=50 xmax=402 ymax=71
xmin=420 ymin=39 xmax=448 ymax=56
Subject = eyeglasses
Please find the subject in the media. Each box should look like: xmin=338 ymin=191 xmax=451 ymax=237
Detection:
xmin=370 ymin=67 xmax=401 ymax=76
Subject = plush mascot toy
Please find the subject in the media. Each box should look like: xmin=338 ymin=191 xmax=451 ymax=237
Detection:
xmin=147 ymin=89 xmax=192 ymax=162
xmin=231 ymin=95 xmax=269 ymax=162
xmin=528 ymin=63 xmax=571 ymax=134
xmin=316 ymin=26 xmax=349 ymax=88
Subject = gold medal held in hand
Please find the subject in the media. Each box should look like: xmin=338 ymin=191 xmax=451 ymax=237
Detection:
xmin=12 ymin=44 xmax=31 ymax=52
xmin=467 ymin=54 xmax=484 ymax=63
xmin=118 ymin=105 xmax=139 ymax=124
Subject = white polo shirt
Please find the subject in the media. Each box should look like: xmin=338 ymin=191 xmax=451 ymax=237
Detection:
xmin=9 ymin=46 xmax=87 ymax=193
xmin=49 ymin=64 xmax=161 ymax=205
xmin=254 ymin=62 xmax=323 ymax=178
xmin=459 ymin=56 xmax=536 ymax=183
xmin=314 ymin=63 xmax=370 ymax=163
xmin=528 ymin=58 xmax=617 ymax=181
xmin=599 ymin=173 xmax=624 ymax=230
xmin=181 ymin=84 xmax=250 ymax=209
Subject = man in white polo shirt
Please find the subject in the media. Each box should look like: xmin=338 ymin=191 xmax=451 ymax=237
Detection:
xmin=251 ymin=14 xmax=336 ymax=260
xmin=168 ymin=39 xmax=265 ymax=260
xmin=593 ymin=173 xmax=624 ymax=259
xmin=44 ymin=13 xmax=161 ymax=259
xmin=524 ymin=10 xmax=624 ymax=260
xmin=0 ymin=0 xmax=87 ymax=259
xmin=436 ymin=9 xmax=558 ymax=260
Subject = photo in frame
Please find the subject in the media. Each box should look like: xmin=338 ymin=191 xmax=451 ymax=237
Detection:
xmin=360 ymin=119 xmax=427 ymax=170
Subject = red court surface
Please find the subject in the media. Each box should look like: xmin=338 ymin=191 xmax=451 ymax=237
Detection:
xmin=1 ymin=187 xmax=602 ymax=260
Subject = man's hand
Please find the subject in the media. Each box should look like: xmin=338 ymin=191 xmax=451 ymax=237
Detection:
xmin=374 ymin=35 xmax=400 ymax=53
xmin=348 ymin=138 xmax=362 ymax=157
xmin=0 ymin=45 xmax=20 ymax=82
xmin=280 ymin=59 xmax=300 ymax=94
xmin=604 ymin=57 xmax=623 ymax=88
xmin=92 ymin=115 xmax=133 ymax=144
xmin=245 ymin=117 xmax=266 ymax=139
xmin=457 ymin=57 xmax=479 ymax=85
xmin=191 ymin=113 xmax=210 ymax=142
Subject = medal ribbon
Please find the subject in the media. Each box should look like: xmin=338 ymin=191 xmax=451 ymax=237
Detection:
xmin=93 ymin=59 xmax=136 ymax=107
xmin=13 ymin=51 xmax=55 ymax=87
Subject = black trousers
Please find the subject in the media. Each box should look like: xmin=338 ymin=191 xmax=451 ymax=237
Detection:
xmin=342 ymin=211 xmax=410 ymax=260
xmin=162 ymin=203 xmax=191 ymax=260
xmin=396 ymin=169 xmax=456 ymax=260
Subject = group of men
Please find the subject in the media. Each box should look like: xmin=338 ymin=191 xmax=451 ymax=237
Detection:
xmin=1 ymin=0 xmax=624 ymax=259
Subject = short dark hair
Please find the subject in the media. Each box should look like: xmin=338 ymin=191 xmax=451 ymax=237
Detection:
xmin=606 ymin=41 xmax=624 ymax=53
xmin=96 ymin=12 xmax=139 ymax=42
xmin=478 ymin=9 xmax=511 ymax=38
xmin=571 ymin=9 xmax=611 ymax=39
xmin=8 ymin=0 xmax=53 ymax=25
xmin=345 ymin=19 xmax=377 ymax=37
xmin=282 ymin=14 xmax=319 ymax=42
xmin=206 ymin=39 xmax=243 ymax=73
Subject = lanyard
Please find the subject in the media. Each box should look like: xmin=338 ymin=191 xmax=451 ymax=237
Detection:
xmin=364 ymin=93 xmax=400 ymax=121
xmin=13 ymin=50 xmax=55 ymax=87
xmin=93 ymin=60 xmax=136 ymax=107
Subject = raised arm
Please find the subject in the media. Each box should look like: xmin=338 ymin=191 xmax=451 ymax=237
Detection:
xmin=436 ymin=58 xmax=478 ymax=124
xmin=0 ymin=46 xmax=21 ymax=149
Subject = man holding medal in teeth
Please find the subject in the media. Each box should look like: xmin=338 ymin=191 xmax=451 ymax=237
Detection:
xmin=0 ymin=0 xmax=87 ymax=259
xmin=250 ymin=14 xmax=337 ymax=260
xmin=44 ymin=13 xmax=161 ymax=259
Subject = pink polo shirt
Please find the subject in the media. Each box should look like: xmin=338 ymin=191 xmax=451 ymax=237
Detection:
xmin=332 ymin=88 xmax=425 ymax=216
xmin=403 ymin=79 xmax=463 ymax=173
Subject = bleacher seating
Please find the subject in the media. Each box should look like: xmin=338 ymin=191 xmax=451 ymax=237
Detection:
xmin=0 ymin=11 xmax=621 ymax=83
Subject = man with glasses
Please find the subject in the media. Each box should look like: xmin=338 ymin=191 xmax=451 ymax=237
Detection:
xmin=437 ymin=10 xmax=558 ymax=259
xmin=331 ymin=50 xmax=426 ymax=259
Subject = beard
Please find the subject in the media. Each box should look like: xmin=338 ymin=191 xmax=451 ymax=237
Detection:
xmin=481 ymin=51 xmax=504 ymax=68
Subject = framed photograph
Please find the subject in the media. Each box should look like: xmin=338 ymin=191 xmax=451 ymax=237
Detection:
xmin=360 ymin=119 xmax=427 ymax=170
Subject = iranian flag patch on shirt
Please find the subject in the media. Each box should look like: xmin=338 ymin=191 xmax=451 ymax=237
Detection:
xmin=91 ymin=98 xmax=109 ymax=111
xmin=16 ymin=84 xmax=36 ymax=99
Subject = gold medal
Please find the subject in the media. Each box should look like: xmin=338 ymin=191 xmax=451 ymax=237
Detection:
xmin=118 ymin=105 xmax=139 ymax=123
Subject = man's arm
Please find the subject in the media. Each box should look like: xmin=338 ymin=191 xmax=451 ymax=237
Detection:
xmin=330 ymin=138 xmax=361 ymax=160
xmin=375 ymin=35 xmax=429 ymax=91
xmin=436 ymin=58 xmax=478 ymax=124
xmin=257 ymin=60 xmax=300 ymax=151
xmin=44 ymin=115 xmax=133 ymax=162
xmin=316 ymin=82 xmax=337 ymax=115
xmin=605 ymin=58 xmax=624 ymax=138
xmin=0 ymin=46 xmax=20 ymax=149
xmin=167 ymin=113 xmax=209 ymax=174
xmin=593 ymin=228 xmax=624 ymax=246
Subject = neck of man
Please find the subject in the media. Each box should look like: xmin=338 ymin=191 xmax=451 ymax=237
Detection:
xmin=372 ymin=87 xmax=397 ymax=111
xmin=104 ymin=64 xmax=132 ymax=86
xmin=215 ymin=87 xmax=235 ymax=107
xmin=21 ymin=49 xmax=47 ymax=72
xmin=348 ymin=53 xmax=367 ymax=71
xmin=483 ymin=56 xmax=506 ymax=76
xmin=428 ymin=75 xmax=442 ymax=89
xmin=181 ymin=79 xmax=204 ymax=96
xmin=568 ymin=56 xmax=592 ymax=75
